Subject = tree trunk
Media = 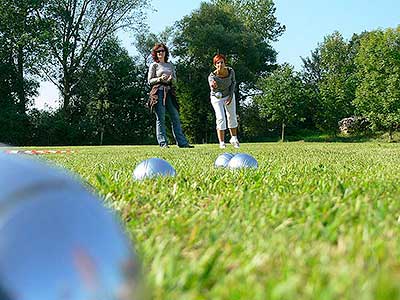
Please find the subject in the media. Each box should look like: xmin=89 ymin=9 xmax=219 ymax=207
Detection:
xmin=62 ymin=71 xmax=71 ymax=112
xmin=16 ymin=44 xmax=26 ymax=114
xmin=388 ymin=128 xmax=393 ymax=143
xmin=281 ymin=122 xmax=285 ymax=142
xmin=100 ymin=127 xmax=104 ymax=145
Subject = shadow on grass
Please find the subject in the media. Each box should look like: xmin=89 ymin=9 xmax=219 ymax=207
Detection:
xmin=301 ymin=131 xmax=400 ymax=143
xmin=245 ymin=130 xmax=399 ymax=143
xmin=301 ymin=134 xmax=375 ymax=143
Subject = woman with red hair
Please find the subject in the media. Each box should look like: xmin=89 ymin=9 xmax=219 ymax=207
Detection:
xmin=147 ymin=43 xmax=193 ymax=148
xmin=208 ymin=54 xmax=239 ymax=149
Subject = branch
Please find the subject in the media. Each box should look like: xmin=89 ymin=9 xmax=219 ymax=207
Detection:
xmin=33 ymin=8 xmax=64 ymax=66
xmin=73 ymin=0 xmax=113 ymax=69
xmin=38 ymin=66 xmax=63 ymax=92
xmin=68 ymin=0 xmax=91 ymax=69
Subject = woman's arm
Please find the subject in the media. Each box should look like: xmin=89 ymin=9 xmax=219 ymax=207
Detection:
xmin=208 ymin=73 xmax=217 ymax=90
xmin=167 ymin=63 xmax=177 ymax=85
xmin=228 ymin=68 xmax=236 ymax=98
xmin=148 ymin=63 xmax=161 ymax=85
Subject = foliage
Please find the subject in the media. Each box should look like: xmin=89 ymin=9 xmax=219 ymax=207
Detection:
xmin=0 ymin=0 xmax=42 ymax=145
xmin=29 ymin=37 xmax=153 ymax=146
xmin=239 ymin=101 xmax=269 ymax=141
xmin=354 ymin=26 xmax=400 ymax=142
xmin=42 ymin=142 xmax=400 ymax=300
xmin=172 ymin=1 xmax=282 ymax=143
xmin=36 ymin=0 xmax=150 ymax=112
xmin=316 ymin=32 xmax=357 ymax=132
xmin=29 ymin=109 xmax=72 ymax=145
xmin=299 ymin=49 xmax=322 ymax=130
xmin=134 ymin=25 xmax=175 ymax=67
xmin=0 ymin=0 xmax=42 ymax=112
xmin=212 ymin=0 xmax=285 ymax=42
xmin=301 ymin=48 xmax=322 ymax=87
xmin=76 ymin=37 xmax=153 ymax=145
xmin=255 ymin=64 xmax=306 ymax=141
xmin=2 ymin=1 xmax=400 ymax=145
xmin=0 ymin=101 xmax=32 ymax=146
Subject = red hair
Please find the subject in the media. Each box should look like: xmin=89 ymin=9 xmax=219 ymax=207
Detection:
xmin=151 ymin=43 xmax=170 ymax=63
xmin=213 ymin=54 xmax=226 ymax=65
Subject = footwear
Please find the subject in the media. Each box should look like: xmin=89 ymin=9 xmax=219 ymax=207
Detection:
xmin=160 ymin=144 xmax=169 ymax=148
xmin=179 ymin=144 xmax=194 ymax=148
xmin=219 ymin=142 xmax=226 ymax=149
xmin=229 ymin=136 xmax=240 ymax=148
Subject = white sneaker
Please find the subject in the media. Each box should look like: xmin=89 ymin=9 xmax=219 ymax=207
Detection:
xmin=219 ymin=142 xmax=226 ymax=149
xmin=230 ymin=137 xmax=240 ymax=148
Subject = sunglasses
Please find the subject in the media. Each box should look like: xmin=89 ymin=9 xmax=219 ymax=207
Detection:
xmin=156 ymin=49 xmax=165 ymax=53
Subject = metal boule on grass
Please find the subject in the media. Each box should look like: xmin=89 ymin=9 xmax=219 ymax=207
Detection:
xmin=214 ymin=152 xmax=235 ymax=168
xmin=227 ymin=153 xmax=258 ymax=169
xmin=133 ymin=157 xmax=176 ymax=180
xmin=0 ymin=153 xmax=141 ymax=300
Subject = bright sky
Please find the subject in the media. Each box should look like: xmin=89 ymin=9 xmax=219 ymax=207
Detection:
xmin=35 ymin=0 xmax=400 ymax=110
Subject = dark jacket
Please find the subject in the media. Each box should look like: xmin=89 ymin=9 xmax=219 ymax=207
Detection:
xmin=148 ymin=83 xmax=179 ymax=112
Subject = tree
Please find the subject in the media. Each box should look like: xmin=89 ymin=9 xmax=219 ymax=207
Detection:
xmin=254 ymin=64 xmax=305 ymax=141
xmin=134 ymin=25 xmax=175 ymax=65
xmin=239 ymin=101 xmax=269 ymax=141
xmin=172 ymin=1 xmax=283 ymax=143
xmin=0 ymin=0 xmax=43 ymax=145
xmin=0 ymin=45 xmax=19 ymax=144
xmin=212 ymin=0 xmax=285 ymax=42
xmin=300 ymin=48 xmax=322 ymax=129
xmin=316 ymin=32 xmax=356 ymax=132
xmin=0 ymin=0 xmax=42 ymax=114
xmin=29 ymin=37 xmax=153 ymax=146
xmin=354 ymin=27 xmax=400 ymax=142
xmin=74 ymin=37 xmax=152 ymax=145
xmin=35 ymin=0 xmax=149 ymax=113
xmin=134 ymin=30 xmax=158 ymax=67
xmin=301 ymin=48 xmax=322 ymax=88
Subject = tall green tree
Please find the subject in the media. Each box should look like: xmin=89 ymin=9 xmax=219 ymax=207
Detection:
xmin=134 ymin=25 xmax=175 ymax=64
xmin=0 ymin=0 xmax=43 ymax=144
xmin=172 ymin=1 xmax=283 ymax=143
xmin=0 ymin=55 xmax=20 ymax=145
xmin=239 ymin=101 xmax=269 ymax=141
xmin=254 ymin=64 xmax=305 ymax=141
xmin=354 ymin=27 xmax=400 ymax=142
xmin=0 ymin=0 xmax=42 ymax=113
xmin=35 ymin=0 xmax=149 ymax=113
xmin=300 ymin=48 xmax=322 ymax=129
xmin=75 ymin=37 xmax=152 ymax=145
xmin=301 ymin=48 xmax=322 ymax=88
xmin=316 ymin=32 xmax=356 ymax=132
xmin=213 ymin=0 xmax=285 ymax=42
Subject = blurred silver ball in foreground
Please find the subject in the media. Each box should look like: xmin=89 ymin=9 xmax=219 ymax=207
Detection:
xmin=0 ymin=153 xmax=141 ymax=300
xmin=214 ymin=152 xmax=235 ymax=168
xmin=227 ymin=153 xmax=258 ymax=169
xmin=133 ymin=158 xmax=176 ymax=180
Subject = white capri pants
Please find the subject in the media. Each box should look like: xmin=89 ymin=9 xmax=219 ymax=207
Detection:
xmin=210 ymin=94 xmax=238 ymax=130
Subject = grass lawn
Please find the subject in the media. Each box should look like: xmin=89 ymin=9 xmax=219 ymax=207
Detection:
xmin=41 ymin=142 xmax=400 ymax=300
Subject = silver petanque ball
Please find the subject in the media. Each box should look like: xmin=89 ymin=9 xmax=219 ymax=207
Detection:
xmin=133 ymin=158 xmax=176 ymax=180
xmin=0 ymin=153 xmax=141 ymax=300
xmin=214 ymin=152 xmax=235 ymax=168
xmin=227 ymin=153 xmax=258 ymax=169
xmin=215 ymin=92 xmax=223 ymax=99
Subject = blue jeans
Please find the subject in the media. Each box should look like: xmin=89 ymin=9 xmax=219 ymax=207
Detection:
xmin=154 ymin=89 xmax=188 ymax=147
